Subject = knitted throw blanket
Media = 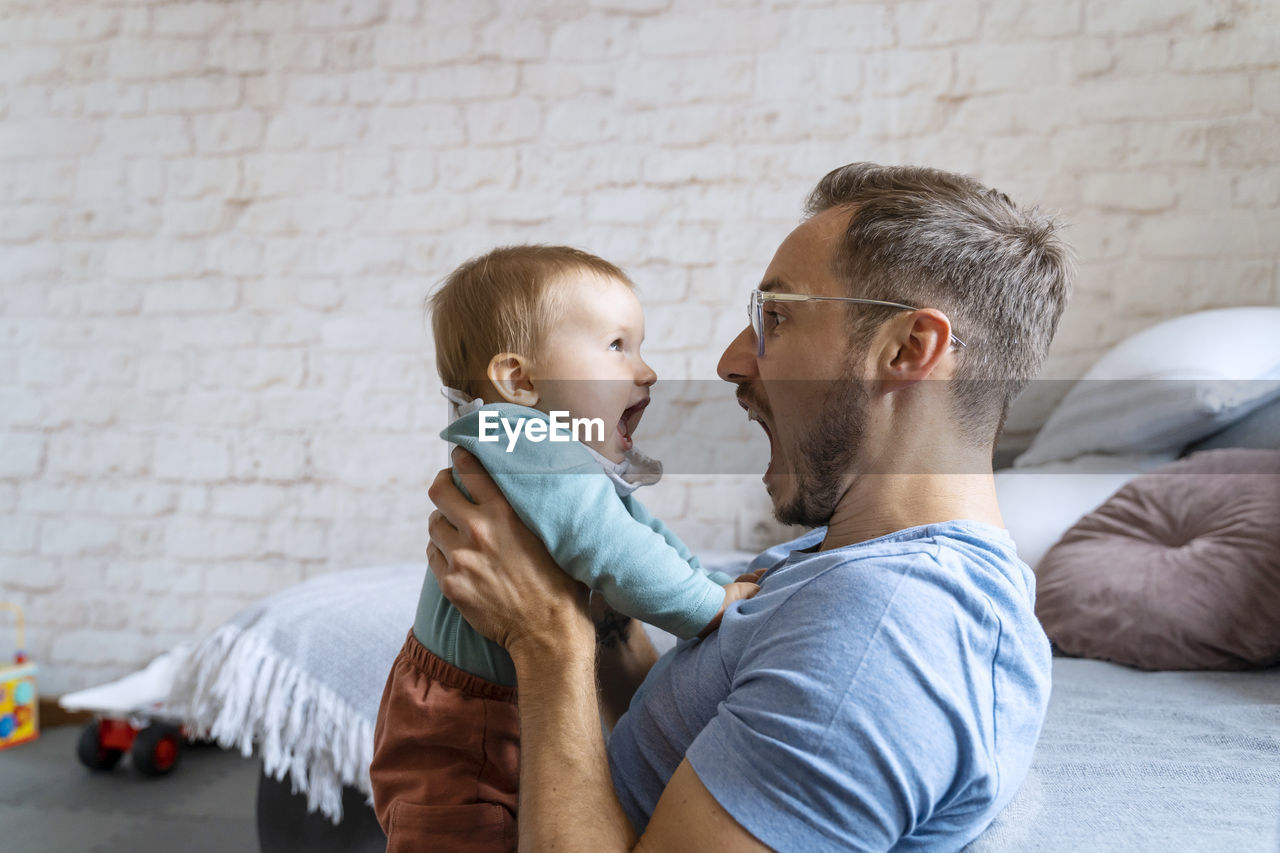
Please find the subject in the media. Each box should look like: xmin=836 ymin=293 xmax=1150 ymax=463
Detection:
xmin=168 ymin=564 xmax=423 ymax=823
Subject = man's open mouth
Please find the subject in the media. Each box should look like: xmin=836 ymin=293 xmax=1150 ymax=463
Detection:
xmin=617 ymin=398 xmax=649 ymax=451
xmin=738 ymin=394 xmax=776 ymax=478
xmin=747 ymin=411 xmax=772 ymax=445
xmin=737 ymin=395 xmax=772 ymax=439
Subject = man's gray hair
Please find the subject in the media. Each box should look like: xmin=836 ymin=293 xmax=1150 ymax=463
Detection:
xmin=805 ymin=162 xmax=1074 ymax=447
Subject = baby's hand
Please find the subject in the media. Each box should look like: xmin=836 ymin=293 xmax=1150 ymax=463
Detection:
xmin=698 ymin=577 xmax=762 ymax=638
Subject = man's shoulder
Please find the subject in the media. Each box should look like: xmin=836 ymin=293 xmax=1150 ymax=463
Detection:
xmin=761 ymin=521 xmax=1023 ymax=584
xmin=686 ymin=522 xmax=1049 ymax=852
xmin=746 ymin=522 xmax=1038 ymax=662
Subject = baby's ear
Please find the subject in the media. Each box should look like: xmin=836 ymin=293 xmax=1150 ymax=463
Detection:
xmin=487 ymin=353 xmax=539 ymax=406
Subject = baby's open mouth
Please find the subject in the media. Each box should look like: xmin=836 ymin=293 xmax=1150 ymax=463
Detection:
xmin=617 ymin=398 xmax=649 ymax=451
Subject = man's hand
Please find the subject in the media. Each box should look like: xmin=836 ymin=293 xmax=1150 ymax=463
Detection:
xmin=426 ymin=447 xmax=594 ymax=660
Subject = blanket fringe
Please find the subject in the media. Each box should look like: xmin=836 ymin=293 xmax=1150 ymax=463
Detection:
xmin=169 ymin=623 xmax=373 ymax=824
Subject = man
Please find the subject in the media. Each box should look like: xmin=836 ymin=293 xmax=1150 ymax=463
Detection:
xmin=427 ymin=163 xmax=1073 ymax=850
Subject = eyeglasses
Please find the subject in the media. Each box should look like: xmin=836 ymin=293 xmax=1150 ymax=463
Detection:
xmin=748 ymin=289 xmax=967 ymax=357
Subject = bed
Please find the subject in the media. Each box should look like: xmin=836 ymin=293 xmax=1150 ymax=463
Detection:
xmin=211 ymin=553 xmax=1280 ymax=852
xmin=969 ymin=658 xmax=1280 ymax=851
xmin=189 ymin=472 xmax=1280 ymax=853
xmin=168 ymin=307 xmax=1280 ymax=851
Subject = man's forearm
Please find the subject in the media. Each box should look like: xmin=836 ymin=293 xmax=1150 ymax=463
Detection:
xmin=512 ymin=628 xmax=638 ymax=852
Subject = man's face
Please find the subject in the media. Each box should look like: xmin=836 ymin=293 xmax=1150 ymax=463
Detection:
xmin=716 ymin=207 xmax=872 ymax=526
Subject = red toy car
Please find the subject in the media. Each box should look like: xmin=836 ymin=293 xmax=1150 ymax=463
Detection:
xmin=77 ymin=717 xmax=187 ymax=776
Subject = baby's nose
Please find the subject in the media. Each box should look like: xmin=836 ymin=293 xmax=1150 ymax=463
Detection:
xmin=637 ymin=358 xmax=657 ymax=386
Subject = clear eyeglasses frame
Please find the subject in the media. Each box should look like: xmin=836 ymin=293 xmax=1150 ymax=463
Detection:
xmin=748 ymin=289 xmax=967 ymax=357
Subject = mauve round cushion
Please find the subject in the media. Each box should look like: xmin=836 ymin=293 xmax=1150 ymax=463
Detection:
xmin=1035 ymin=448 xmax=1280 ymax=670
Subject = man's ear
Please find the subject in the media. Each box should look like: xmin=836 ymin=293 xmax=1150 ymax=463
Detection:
xmin=881 ymin=309 xmax=954 ymax=391
xmin=487 ymin=353 xmax=539 ymax=406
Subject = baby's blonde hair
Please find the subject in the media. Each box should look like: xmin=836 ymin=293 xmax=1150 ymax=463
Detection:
xmin=429 ymin=245 xmax=633 ymax=398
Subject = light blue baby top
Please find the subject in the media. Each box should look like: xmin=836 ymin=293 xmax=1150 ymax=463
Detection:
xmin=413 ymin=400 xmax=731 ymax=687
xmin=608 ymin=522 xmax=1052 ymax=851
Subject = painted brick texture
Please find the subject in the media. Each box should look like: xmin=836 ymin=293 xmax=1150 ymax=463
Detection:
xmin=2 ymin=0 xmax=1278 ymax=692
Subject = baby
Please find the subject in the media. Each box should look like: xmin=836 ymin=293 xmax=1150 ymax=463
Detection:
xmin=370 ymin=245 xmax=758 ymax=852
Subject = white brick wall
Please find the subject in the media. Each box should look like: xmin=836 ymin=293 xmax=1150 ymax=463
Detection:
xmin=2 ymin=0 xmax=1278 ymax=693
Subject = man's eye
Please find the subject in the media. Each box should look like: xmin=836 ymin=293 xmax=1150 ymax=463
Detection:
xmin=763 ymin=310 xmax=783 ymax=331
xmin=609 ymin=339 xmax=623 ymax=351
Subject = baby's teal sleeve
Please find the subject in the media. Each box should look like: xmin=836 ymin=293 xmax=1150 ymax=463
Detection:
xmin=621 ymin=495 xmax=737 ymax=587
xmin=621 ymin=494 xmax=742 ymax=585
xmin=618 ymin=494 xmax=704 ymax=572
xmin=444 ymin=404 xmax=725 ymax=638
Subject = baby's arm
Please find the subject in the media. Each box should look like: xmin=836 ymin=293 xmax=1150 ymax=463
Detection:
xmin=620 ymin=493 xmax=759 ymax=628
xmin=620 ymin=495 xmax=741 ymax=585
xmin=444 ymin=405 xmax=738 ymax=639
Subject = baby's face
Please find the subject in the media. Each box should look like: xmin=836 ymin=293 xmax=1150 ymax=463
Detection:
xmin=532 ymin=271 xmax=657 ymax=463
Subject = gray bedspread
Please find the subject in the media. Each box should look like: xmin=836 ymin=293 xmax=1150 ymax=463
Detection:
xmin=968 ymin=657 xmax=1280 ymax=852
xmin=176 ymin=560 xmax=1280 ymax=849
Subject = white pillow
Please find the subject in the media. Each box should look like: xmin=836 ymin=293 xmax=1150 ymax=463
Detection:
xmin=1015 ymin=307 xmax=1280 ymax=467
xmin=994 ymin=452 xmax=1173 ymax=569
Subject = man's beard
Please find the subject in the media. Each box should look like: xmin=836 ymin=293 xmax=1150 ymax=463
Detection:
xmin=773 ymin=377 xmax=869 ymax=528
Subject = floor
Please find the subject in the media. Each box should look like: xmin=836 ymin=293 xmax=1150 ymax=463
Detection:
xmin=0 ymin=723 xmax=260 ymax=853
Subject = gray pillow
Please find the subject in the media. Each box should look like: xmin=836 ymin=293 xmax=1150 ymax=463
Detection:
xmin=1035 ymin=449 xmax=1280 ymax=670
xmin=1184 ymin=395 xmax=1280 ymax=453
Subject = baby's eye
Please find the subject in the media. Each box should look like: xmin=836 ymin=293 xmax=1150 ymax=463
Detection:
xmin=609 ymin=339 xmax=624 ymax=351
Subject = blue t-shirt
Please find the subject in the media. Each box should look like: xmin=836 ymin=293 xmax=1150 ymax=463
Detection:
xmin=607 ymin=521 xmax=1051 ymax=852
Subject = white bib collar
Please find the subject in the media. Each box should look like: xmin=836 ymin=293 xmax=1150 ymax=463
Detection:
xmin=442 ymin=385 xmax=485 ymax=419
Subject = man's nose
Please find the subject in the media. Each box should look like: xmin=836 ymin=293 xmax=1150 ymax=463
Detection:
xmin=717 ymin=326 xmax=758 ymax=383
